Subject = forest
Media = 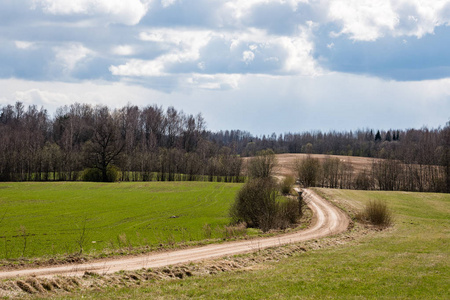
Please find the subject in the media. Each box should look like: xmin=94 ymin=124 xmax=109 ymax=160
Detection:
xmin=0 ymin=102 xmax=449 ymax=192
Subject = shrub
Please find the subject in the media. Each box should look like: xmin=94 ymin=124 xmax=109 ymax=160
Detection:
xmin=358 ymin=199 xmax=393 ymax=227
xmin=230 ymin=178 xmax=300 ymax=232
xmin=280 ymin=175 xmax=295 ymax=194
xmin=106 ymin=165 xmax=121 ymax=182
xmin=276 ymin=198 xmax=300 ymax=229
xmin=82 ymin=168 xmax=102 ymax=182
xmin=229 ymin=178 xmax=278 ymax=229
xmin=82 ymin=165 xmax=121 ymax=182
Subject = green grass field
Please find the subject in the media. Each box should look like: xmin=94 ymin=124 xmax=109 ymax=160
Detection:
xmin=0 ymin=182 xmax=242 ymax=260
xmin=59 ymin=189 xmax=449 ymax=299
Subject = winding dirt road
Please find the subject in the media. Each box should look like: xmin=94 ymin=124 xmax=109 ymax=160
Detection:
xmin=0 ymin=189 xmax=349 ymax=279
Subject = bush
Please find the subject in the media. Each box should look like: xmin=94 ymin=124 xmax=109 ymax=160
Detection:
xmin=276 ymin=198 xmax=300 ymax=229
xmin=230 ymin=178 xmax=300 ymax=232
xmin=106 ymin=165 xmax=121 ymax=182
xmin=82 ymin=165 xmax=121 ymax=182
xmin=358 ymin=199 xmax=393 ymax=227
xmin=82 ymin=168 xmax=102 ymax=182
xmin=229 ymin=178 xmax=277 ymax=230
xmin=280 ymin=175 xmax=295 ymax=194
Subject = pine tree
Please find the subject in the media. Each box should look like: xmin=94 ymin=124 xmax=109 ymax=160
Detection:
xmin=385 ymin=131 xmax=392 ymax=142
xmin=375 ymin=130 xmax=382 ymax=142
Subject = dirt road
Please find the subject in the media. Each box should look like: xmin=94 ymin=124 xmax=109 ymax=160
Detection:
xmin=0 ymin=189 xmax=349 ymax=279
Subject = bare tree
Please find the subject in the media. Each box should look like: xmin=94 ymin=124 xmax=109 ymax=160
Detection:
xmin=84 ymin=106 xmax=124 ymax=182
xmin=295 ymin=155 xmax=321 ymax=187
xmin=247 ymin=149 xmax=277 ymax=179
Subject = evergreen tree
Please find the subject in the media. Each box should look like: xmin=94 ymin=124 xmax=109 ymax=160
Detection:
xmin=385 ymin=131 xmax=392 ymax=142
xmin=375 ymin=130 xmax=382 ymax=142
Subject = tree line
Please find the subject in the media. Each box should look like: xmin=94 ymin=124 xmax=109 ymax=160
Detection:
xmin=0 ymin=102 xmax=243 ymax=182
xmin=212 ymin=123 xmax=450 ymax=193
xmin=295 ymin=155 xmax=449 ymax=193
xmin=1 ymin=101 xmax=448 ymax=192
xmin=212 ymin=127 xmax=448 ymax=166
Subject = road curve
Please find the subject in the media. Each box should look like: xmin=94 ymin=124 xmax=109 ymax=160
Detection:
xmin=0 ymin=189 xmax=350 ymax=279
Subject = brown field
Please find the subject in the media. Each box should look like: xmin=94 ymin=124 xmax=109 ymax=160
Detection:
xmin=243 ymin=153 xmax=379 ymax=178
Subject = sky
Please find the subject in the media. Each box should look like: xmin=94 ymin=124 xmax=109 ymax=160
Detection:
xmin=0 ymin=0 xmax=449 ymax=135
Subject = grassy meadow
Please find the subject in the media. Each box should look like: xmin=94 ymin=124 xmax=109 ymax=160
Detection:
xmin=56 ymin=189 xmax=449 ymax=299
xmin=0 ymin=182 xmax=242 ymax=260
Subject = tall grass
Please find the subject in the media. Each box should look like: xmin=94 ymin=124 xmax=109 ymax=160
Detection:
xmin=358 ymin=199 xmax=393 ymax=227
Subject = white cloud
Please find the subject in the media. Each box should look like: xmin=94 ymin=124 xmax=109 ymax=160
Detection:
xmin=15 ymin=41 xmax=34 ymax=50
xmin=392 ymin=0 xmax=450 ymax=38
xmin=325 ymin=0 xmax=450 ymax=41
xmin=110 ymin=59 xmax=166 ymax=76
xmin=111 ymin=29 xmax=213 ymax=77
xmin=112 ymin=27 xmax=319 ymax=78
xmin=224 ymin=0 xmax=309 ymax=20
xmin=278 ymin=25 xmax=321 ymax=75
xmin=32 ymin=0 xmax=150 ymax=25
xmin=112 ymin=45 xmax=135 ymax=56
xmin=186 ymin=73 xmax=242 ymax=90
xmin=161 ymin=0 xmax=179 ymax=8
xmin=53 ymin=43 xmax=93 ymax=73
xmin=242 ymin=50 xmax=255 ymax=64
xmin=327 ymin=0 xmax=399 ymax=41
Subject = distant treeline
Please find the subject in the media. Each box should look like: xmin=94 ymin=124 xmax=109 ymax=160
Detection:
xmin=212 ymin=121 xmax=449 ymax=193
xmin=0 ymin=102 xmax=242 ymax=182
xmin=0 ymin=102 xmax=449 ymax=192
xmin=211 ymin=127 xmax=448 ymax=166
xmin=295 ymin=155 xmax=449 ymax=193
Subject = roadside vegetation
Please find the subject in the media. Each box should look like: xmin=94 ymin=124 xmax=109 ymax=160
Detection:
xmin=230 ymin=150 xmax=301 ymax=232
xmin=357 ymin=199 xmax=393 ymax=228
xmin=48 ymin=189 xmax=449 ymax=300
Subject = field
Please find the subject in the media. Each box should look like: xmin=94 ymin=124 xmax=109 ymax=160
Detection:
xmin=272 ymin=153 xmax=377 ymax=177
xmin=0 ymin=182 xmax=242 ymax=261
xmin=57 ymin=189 xmax=449 ymax=299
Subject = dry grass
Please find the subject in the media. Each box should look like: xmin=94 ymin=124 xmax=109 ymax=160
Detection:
xmin=223 ymin=223 xmax=247 ymax=239
xmin=357 ymin=199 xmax=393 ymax=228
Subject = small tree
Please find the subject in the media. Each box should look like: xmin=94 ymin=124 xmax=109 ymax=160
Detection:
xmin=247 ymin=149 xmax=277 ymax=179
xmin=296 ymin=155 xmax=321 ymax=187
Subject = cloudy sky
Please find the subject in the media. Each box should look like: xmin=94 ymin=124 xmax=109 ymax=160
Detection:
xmin=0 ymin=0 xmax=449 ymax=135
